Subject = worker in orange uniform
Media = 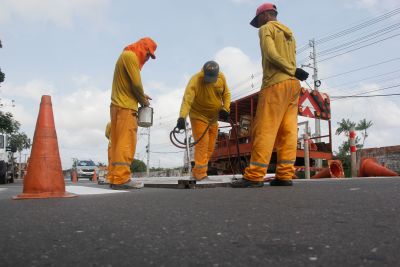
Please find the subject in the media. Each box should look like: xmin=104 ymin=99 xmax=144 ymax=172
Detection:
xmin=176 ymin=61 xmax=231 ymax=181
xmin=232 ymin=3 xmax=309 ymax=188
xmin=109 ymin=37 xmax=157 ymax=189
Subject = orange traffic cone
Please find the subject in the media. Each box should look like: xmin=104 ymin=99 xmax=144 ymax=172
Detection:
xmin=13 ymin=95 xmax=76 ymax=199
xmin=311 ymin=160 xmax=345 ymax=179
xmin=92 ymin=169 xmax=97 ymax=182
xmin=358 ymin=158 xmax=398 ymax=177
xmin=71 ymin=169 xmax=78 ymax=183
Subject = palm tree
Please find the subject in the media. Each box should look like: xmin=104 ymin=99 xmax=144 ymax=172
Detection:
xmin=356 ymin=119 xmax=373 ymax=147
xmin=335 ymin=119 xmax=356 ymax=137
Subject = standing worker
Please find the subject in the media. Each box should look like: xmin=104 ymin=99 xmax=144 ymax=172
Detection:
xmin=176 ymin=61 xmax=231 ymax=181
xmin=232 ymin=3 xmax=309 ymax=188
xmin=109 ymin=37 xmax=157 ymax=189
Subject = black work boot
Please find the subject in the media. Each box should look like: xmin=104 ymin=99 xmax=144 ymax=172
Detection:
xmin=231 ymin=178 xmax=264 ymax=188
xmin=269 ymin=179 xmax=293 ymax=186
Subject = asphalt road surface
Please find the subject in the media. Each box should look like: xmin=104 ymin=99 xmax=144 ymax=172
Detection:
xmin=1 ymin=177 xmax=399 ymax=266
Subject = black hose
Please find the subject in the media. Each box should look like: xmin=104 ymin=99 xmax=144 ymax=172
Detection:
xmin=169 ymin=123 xmax=211 ymax=149
xmin=169 ymin=115 xmax=248 ymax=175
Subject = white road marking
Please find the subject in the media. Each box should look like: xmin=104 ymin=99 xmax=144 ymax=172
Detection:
xmin=65 ymin=186 xmax=127 ymax=195
xmin=0 ymin=188 xmax=7 ymax=192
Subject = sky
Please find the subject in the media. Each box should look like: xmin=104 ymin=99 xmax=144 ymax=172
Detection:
xmin=0 ymin=0 xmax=399 ymax=169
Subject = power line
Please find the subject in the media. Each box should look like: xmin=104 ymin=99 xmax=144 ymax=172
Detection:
xmin=331 ymin=93 xmax=400 ymax=99
xmin=318 ymin=33 xmax=400 ymax=63
xmin=331 ymin=83 xmax=400 ymax=100
xmin=327 ymin=68 xmax=400 ymax=91
xmin=320 ymin=57 xmax=400 ymax=80
xmin=150 ymin=151 xmax=184 ymax=154
xmin=317 ymin=23 xmax=400 ymax=56
xmin=316 ymin=7 xmax=400 ymax=44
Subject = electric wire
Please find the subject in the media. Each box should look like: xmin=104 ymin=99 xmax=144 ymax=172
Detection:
xmin=318 ymin=33 xmax=400 ymax=63
xmin=331 ymin=83 xmax=400 ymax=100
xmin=320 ymin=57 xmax=400 ymax=80
xmin=317 ymin=23 xmax=400 ymax=56
xmin=327 ymin=68 xmax=400 ymax=90
xmin=315 ymin=7 xmax=400 ymax=45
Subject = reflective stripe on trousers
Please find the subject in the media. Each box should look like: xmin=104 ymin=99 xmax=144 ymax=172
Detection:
xmin=244 ymin=79 xmax=300 ymax=181
xmin=190 ymin=118 xmax=218 ymax=180
xmin=109 ymin=104 xmax=138 ymax=185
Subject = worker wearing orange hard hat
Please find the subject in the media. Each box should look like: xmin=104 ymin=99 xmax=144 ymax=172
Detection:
xmin=176 ymin=61 xmax=231 ymax=181
xmin=232 ymin=3 xmax=309 ymax=187
xmin=109 ymin=37 xmax=157 ymax=189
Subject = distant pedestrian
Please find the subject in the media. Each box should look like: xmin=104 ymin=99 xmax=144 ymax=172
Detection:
xmin=176 ymin=61 xmax=231 ymax=181
xmin=232 ymin=3 xmax=309 ymax=188
xmin=109 ymin=38 xmax=157 ymax=189
xmin=105 ymin=121 xmax=112 ymax=184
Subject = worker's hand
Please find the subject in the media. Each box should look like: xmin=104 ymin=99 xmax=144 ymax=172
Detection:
xmin=295 ymin=68 xmax=309 ymax=81
xmin=143 ymin=94 xmax=152 ymax=106
xmin=218 ymin=109 xmax=230 ymax=121
xmin=176 ymin=117 xmax=186 ymax=130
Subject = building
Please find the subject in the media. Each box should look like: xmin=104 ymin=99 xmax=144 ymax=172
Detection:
xmin=357 ymin=145 xmax=400 ymax=173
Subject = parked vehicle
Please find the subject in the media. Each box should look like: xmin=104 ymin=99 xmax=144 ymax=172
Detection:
xmin=72 ymin=159 xmax=98 ymax=181
xmin=0 ymin=134 xmax=14 ymax=184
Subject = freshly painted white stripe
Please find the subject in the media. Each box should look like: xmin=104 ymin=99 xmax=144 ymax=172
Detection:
xmin=0 ymin=188 xmax=7 ymax=192
xmin=65 ymin=186 xmax=127 ymax=195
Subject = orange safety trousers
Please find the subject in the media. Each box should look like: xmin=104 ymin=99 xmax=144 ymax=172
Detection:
xmin=109 ymin=104 xmax=138 ymax=185
xmin=244 ymin=79 xmax=301 ymax=182
xmin=190 ymin=119 xmax=218 ymax=180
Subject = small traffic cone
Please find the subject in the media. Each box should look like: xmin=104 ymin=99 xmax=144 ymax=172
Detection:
xmin=71 ymin=169 xmax=78 ymax=183
xmin=92 ymin=169 xmax=97 ymax=182
xmin=13 ymin=95 xmax=76 ymax=199
xmin=311 ymin=167 xmax=330 ymax=179
xmin=311 ymin=160 xmax=345 ymax=179
xmin=358 ymin=158 xmax=398 ymax=177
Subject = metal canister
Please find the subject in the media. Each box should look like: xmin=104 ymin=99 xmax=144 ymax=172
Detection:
xmin=138 ymin=106 xmax=153 ymax=127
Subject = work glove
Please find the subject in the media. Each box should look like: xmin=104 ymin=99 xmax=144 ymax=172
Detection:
xmin=176 ymin=117 xmax=186 ymax=130
xmin=295 ymin=68 xmax=309 ymax=81
xmin=219 ymin=109 xmax=230 ymax=121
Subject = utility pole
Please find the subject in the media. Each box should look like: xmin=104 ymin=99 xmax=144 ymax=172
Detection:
xmin=309 ymin=39 xmax=322 ymax=168
xmin=19 ymin=152 xmax=21 ymax=179
xmin=146 ymin=127 xmax=150 ymax=177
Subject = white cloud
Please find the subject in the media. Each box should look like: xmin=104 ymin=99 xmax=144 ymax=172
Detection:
xmin=349 ymin=0 xmax=398 ymax=13
xmin=214 ymin=47 xmax=262 ymax=99
xmin=0 ymin=0 xmax=110 ymax=28
xmin=2 ymin=80 xmax=56 ymax=99
xmin=2 ymin=78 xmax=110 ymax=169
xmin=230 ymin=0 xmax=256 ymax=4
xmin=331 ymin=95 xmax=400 ymax=150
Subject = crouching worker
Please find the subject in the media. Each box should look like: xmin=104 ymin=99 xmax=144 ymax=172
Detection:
xmin=109 ymin=37 xmax=157 ymax=189
xmin=176 ymin=61 xmax=231 ymax=181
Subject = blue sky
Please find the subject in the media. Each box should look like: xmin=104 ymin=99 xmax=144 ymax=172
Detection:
xmin=1 ymin=0 xmax=399 ymax=169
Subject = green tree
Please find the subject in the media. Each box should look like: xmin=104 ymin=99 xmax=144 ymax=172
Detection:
xmin=356 ymin=119 xmax=373 ymax=146
xmin=0 ymin=111 xmax=20 ymax=134
xmin=334 ymin=118 xmax=373 ymax=177
xmin=131 ymin=159 xmax=147 ymax=173
xmin=9 ymin=132 xmax=31 ymax=153
xmin=0 ymin=40 xmax=4 ymax=84
xmin=335 ymin=118 xmax=356 ymax=137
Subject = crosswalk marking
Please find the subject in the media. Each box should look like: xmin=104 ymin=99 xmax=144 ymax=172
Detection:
xmin=66 ymin=186 xmax=127 ymax=195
